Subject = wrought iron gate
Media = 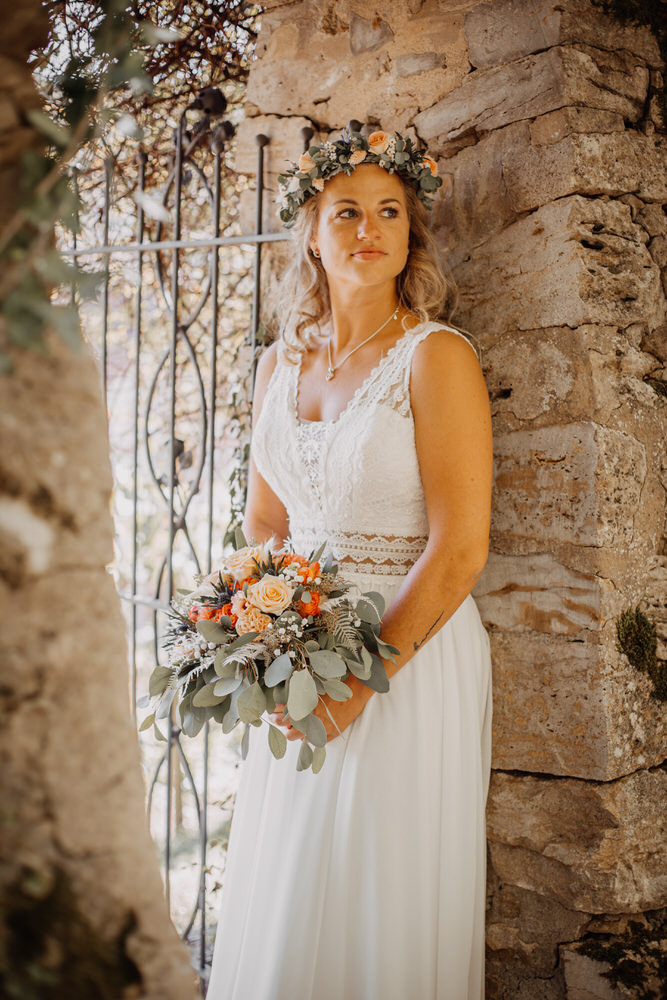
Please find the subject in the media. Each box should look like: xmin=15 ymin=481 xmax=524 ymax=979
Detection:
xmin=62 ymin=103 xmax=314 ymax=990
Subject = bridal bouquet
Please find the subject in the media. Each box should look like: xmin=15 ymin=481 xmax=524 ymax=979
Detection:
xmin=141 ymin=530 xmax=398 ymax=773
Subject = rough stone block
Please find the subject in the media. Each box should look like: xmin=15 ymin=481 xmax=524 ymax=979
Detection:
xmin=464 ymin=0 xmax=560 ymax=70
xmin=451 ymin=196 xmax=664 ymax=335
xmin=491 ymin=423 xmax=646 ymax=549
xmin=489 ymin=629 xmax=608 ymax=777
xmin=486 ymin=874 xmax=591 ymax=978
xmin=481 ymin=326 xmax=592 ymax=428
xmin=464 ymin=0 xmax=661 ymax=71
xmin=473 ymin=552 xmax=599 ymax=635
xmin=416 ymin=46 xmax=648 ymax=146
xmin=244 ymin=2 xmax=470 ymax=133
xmin=561 ymin=949 xmax=628 ymax=1000
xmin=486 ymin=769 xmax=667 ymax=912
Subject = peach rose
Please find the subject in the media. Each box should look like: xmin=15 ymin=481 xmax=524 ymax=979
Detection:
xmin=350 ymin=149 xmax=367 ymax=165
xmin=246 ymin=575 xmax=294 ymax=614
xmin=235 ymin=606 xmax=272 ymax=635
xmin=223 ymin=545 xmax=265 ymax=582
xmin=368 ymin=131 xmax=390 ymax=154
xmin=313 ymin=177 xmax=324 ymax=191
xmin=422 ymin=154 xmax=438 ymax=177
xmin=299 ymin=152 xmax=315 ymax=172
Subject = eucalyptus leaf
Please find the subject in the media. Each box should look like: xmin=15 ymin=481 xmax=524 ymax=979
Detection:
xmin=359 ymin=655 xmax=390 ymax=693
xmin=294 ymin=712 xmax=327 ymax=747
xmin=311 ymin=540 xmax=327 ymax=563
xmin=237 ymin=681 xmax=266 ymax=723
xmin=214 ymin=651 xmax=238 ymax=678
xmin=312 ymin=746 xmax=327 ymax=774
xmin=355 ymin=597 xmax=382 ymax=624
xmin=181 ymin=709 xmax=205 ymax=738
xmin=287 ymin=669 xmax=318 ymax=721
xmin=268 ymin=723 xmax=287 ymax=759
xmin=360 ymin=591 xmax=385 ymax=616
xmin=193 ymin=684 xmax=227 ymax=707
xmin=321 ymin=678 xmax=353 ymax=701
xmin=138 ymin=712 xmax=155 ymax=732
xmin=345 ymin=656 xmax=371 ymax=681
xmin=136 ymin=693 xmax=150 ymax=709
xmin=296 ymin=740 xmax=314 ymax=772
xmin=155 ymin=688 xmax=175 ymax=719
xmin=234 ymin=526 xmax=248 ymax=550
xmin=264 ymin=652 xmax=293 ymax=687
xmin=196 ymin=620 xmax=228 ymax=642
xmin=309 ymin=649 xmax=347 ymax=679
xmin=212 ymin=674 xmax=243 ymax=698
xmin=153 ymin=720 xmax=168 ymax=743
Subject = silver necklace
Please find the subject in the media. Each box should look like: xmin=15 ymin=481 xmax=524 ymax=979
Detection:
xmin=326 ymin=306 xmax=399 ymax=381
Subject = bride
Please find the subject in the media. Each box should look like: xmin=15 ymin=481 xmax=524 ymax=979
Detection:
xmin=206 ymin=125 xmax=493 ymax=999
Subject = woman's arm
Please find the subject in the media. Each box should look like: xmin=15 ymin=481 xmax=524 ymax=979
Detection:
xmin=308 ymin=330 xmax=493 ymax=739
xmin=242 ymin=341 xmax=291 ymax=550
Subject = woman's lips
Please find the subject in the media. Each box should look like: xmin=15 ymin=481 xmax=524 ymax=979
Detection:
xmin=353 ymin=250 xmax=386 ymax=259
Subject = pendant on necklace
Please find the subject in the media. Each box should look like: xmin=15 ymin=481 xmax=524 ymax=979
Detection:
xmin=326 ymin=366 xmax=335 ymax=381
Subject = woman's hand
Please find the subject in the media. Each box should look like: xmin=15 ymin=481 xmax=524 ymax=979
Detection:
xmin=271 ymin=673 xmax=376 ymax=743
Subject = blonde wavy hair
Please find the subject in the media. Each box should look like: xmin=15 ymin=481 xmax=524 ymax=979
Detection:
xmin=274 ymin=180 xmax=460 ymax=365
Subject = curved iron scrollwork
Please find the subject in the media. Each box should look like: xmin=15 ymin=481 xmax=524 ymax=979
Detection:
xmin=63 ymin=96 xmax=316 ymax=990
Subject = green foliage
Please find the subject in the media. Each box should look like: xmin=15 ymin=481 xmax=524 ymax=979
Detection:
xmin=577 ymin=908 xmax=667 ymax=1000
xmin=616 ymin=605 xmax=667 ymax=702
xmin=0 ymin=0 xmax=171 ymax=372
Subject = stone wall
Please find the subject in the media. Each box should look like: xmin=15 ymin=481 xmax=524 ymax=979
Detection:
xmin=234 ymin=1 xmax=667 ymax=996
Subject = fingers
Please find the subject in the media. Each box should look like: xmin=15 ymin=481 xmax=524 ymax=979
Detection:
xmin=269 ymin=704 xmax=301 ymax=741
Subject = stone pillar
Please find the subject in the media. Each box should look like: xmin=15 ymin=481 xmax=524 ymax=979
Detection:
xmin=235 ymin=2 xmax=667 ymax=996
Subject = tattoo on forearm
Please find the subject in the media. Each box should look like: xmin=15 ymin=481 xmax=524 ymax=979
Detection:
xmin=413 ymin=612 xmax=444 ymax=651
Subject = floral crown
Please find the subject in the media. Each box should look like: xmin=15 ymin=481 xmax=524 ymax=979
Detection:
xmin=276 ymin=126 xmax=442 ymax=228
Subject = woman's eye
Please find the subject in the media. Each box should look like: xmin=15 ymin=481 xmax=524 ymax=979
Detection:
xmin=382 ymin=207 xmax=399 ymax=218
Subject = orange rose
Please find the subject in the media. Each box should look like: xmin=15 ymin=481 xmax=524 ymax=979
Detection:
xmin=368 ymin=131 xmax=389 ymax=154
xmin=235 ymin=606 xmax=272 ymax=635
xmin=350 ymin=149 xmax=367 ymax=165
xmin=298 ymin=592 xmax=320 ymax=617
xmin=422 ymin=154 xmax=438 ymax=176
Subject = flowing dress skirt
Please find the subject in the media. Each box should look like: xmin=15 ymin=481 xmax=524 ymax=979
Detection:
xmin=206 ymin=575 xmax=493 ymax=1000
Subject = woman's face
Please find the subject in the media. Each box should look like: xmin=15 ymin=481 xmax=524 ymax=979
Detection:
xmin=309 ymin=164 xmax=411 ymax=296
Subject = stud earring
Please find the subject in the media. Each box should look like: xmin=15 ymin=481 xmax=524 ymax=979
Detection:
xmin=311 ymin=248 xmax=320 ymax=258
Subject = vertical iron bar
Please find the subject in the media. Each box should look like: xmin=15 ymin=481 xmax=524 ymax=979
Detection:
xmin=165 ymin=118 xmax=185 ymax=912
xmin=250 ymin=134 xmax=268 ymax=398
xmin=101 ymin=157 xmax=112 ymax=409
xmin=130 ymin=152 xmax=147 ymax=717
xmin=199 ymin=146 xmax=221 ymax=974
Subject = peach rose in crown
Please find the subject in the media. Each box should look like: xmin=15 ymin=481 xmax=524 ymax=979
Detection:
xmin=313 ymin=177 xmax=324 ymax=191
xmin=247 ymin=575 xmax=294 ymax=614
xmin=235 ymin=606 xmax=272 ymax=635
xmin=223 ymin=545 xmax=265 ymax=582
xmin=349 ymin=149 xmax=367 ymax=165
xmin=368 ymin=131 xmax=390 ymax=154
xmin=422 ymin=154 xmax=438 ymax=177
xmin=299 ymin=152 xmax=315 ymax=172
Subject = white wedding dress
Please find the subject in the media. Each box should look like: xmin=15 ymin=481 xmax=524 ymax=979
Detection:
xmin=207 ymin=320 xmax=493 ymax=1000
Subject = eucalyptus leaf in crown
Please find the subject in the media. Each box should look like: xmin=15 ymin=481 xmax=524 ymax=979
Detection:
xmin=277 ymin=128 xmax=442 ymax=228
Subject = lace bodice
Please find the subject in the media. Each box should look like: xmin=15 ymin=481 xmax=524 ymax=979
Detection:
xmin=251 ymin=321 xmax=478 ymax=579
